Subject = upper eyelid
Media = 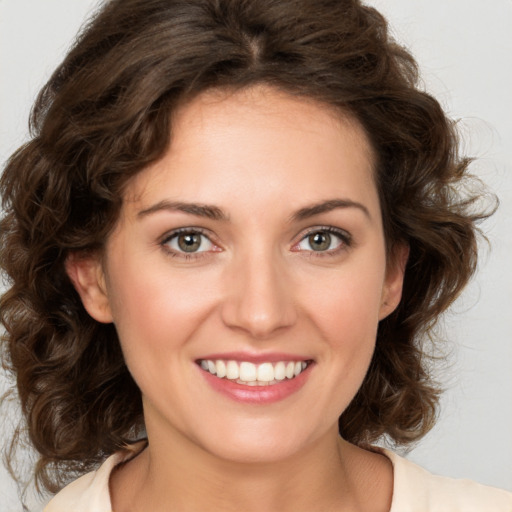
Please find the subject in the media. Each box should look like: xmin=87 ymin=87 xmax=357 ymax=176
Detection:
xmin=160 ymin=226 xmax=214 ymax=244
xmin=296 ymin=225 xmax=352 ymax=243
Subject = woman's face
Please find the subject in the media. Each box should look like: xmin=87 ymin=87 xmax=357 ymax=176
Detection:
xmin=71 ymin=85 xmax=406 ymax=463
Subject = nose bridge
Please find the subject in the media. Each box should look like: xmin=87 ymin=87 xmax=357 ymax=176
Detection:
xmin=221 ymin=243 xmax=296 ymax=339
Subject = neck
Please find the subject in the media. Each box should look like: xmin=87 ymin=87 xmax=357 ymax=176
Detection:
xmin=111 ymin=424 xmax=392 ymax=512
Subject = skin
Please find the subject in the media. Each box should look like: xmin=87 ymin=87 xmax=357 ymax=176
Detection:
xmin=67 ymin=85 xmax=407 ymax=512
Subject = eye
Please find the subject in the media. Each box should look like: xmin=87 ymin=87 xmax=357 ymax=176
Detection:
xmin=294 ymin=228 xmax=350 ymax=253
xmin=163 ymin=230 xmax=215 ymax=254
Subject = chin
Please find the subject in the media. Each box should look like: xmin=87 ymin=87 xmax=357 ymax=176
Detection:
xmin=193 ymin=417 xmax=326 ymax=465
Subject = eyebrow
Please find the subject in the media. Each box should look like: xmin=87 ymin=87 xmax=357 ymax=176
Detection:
xmin=137 ymin=198 xmax=370 ymax=222
xmin=137 ymin=200 xmax=228 ymax=221
xmin=292 ymin=199 xmax=371 ymax=221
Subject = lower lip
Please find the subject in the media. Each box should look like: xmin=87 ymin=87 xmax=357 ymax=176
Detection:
xmin=198 ymin=364 xmax=313 ymax=404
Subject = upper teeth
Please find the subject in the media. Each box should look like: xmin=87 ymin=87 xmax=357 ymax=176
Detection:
xmin=199 ymin=359 xmax=308 ymax=384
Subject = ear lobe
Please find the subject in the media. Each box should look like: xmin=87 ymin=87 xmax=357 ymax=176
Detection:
xmin=65 ymin=252 xmax=113 ymax=323
xmin=379 ymin=243 xmax=409 ymax=320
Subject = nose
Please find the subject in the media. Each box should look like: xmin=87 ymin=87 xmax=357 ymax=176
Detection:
xmin=220 ymin=250 xmax=297 ymax=340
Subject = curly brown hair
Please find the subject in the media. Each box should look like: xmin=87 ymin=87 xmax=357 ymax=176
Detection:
xmin=0 ymin=0 xmax=490 ymax=493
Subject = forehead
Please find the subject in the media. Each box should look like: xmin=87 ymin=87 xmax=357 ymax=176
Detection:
xmin=123 ymin=85 xmax=378 ymax=217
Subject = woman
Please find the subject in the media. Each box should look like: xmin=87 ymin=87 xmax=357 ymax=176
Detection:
xmin=1 ymin=0 xmax=511 ymax=510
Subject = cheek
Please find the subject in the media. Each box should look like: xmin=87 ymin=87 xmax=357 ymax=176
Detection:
xmin=103 ymin=263 xmax=218 ymax=411
xmin=304 ymin=259 xmax=385 ymax=337
xmin=300 ymin=255 xmax=386 ymax=386
xmin=104 ymin=255 xmax=227 ymax=382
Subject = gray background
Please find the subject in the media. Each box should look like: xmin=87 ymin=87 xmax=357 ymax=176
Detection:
xmin=1 ymin=0 xmax=511 ymax=510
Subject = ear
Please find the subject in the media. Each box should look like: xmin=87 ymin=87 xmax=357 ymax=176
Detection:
xmin=379 ymin=243 xmax=409 ymax=320
xmin=65 ymin=252 xmax=113 ymax=323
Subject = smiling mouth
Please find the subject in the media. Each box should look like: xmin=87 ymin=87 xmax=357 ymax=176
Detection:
xmin=197 ymin=359 xmax=312 ymax=386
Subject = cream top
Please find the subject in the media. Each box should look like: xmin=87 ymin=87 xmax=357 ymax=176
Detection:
xmin=44 ymin=444 xmax=512 ymax=512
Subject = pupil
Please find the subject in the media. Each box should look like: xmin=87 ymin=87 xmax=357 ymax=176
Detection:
xmin=309 ymin=232 xmax=331 ymax=251
xmin=178 ymin=233 xmax=201 ymax=252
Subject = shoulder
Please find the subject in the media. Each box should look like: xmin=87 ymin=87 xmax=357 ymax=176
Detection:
xmin=381 ymin=448 xmax=512 ymax=512
xmin=43 ymin=442 xmax=147 ymax=512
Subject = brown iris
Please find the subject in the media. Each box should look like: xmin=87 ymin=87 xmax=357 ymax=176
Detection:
xmin=177 ymin=233 xmax=202 ymax=252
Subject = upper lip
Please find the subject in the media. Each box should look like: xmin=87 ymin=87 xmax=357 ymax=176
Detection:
xmin=196 ymin=352 xmax=313 ymax=364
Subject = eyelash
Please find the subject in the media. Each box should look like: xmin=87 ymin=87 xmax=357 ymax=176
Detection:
xmin=159 ymin=226 xmax=352 ymax=259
